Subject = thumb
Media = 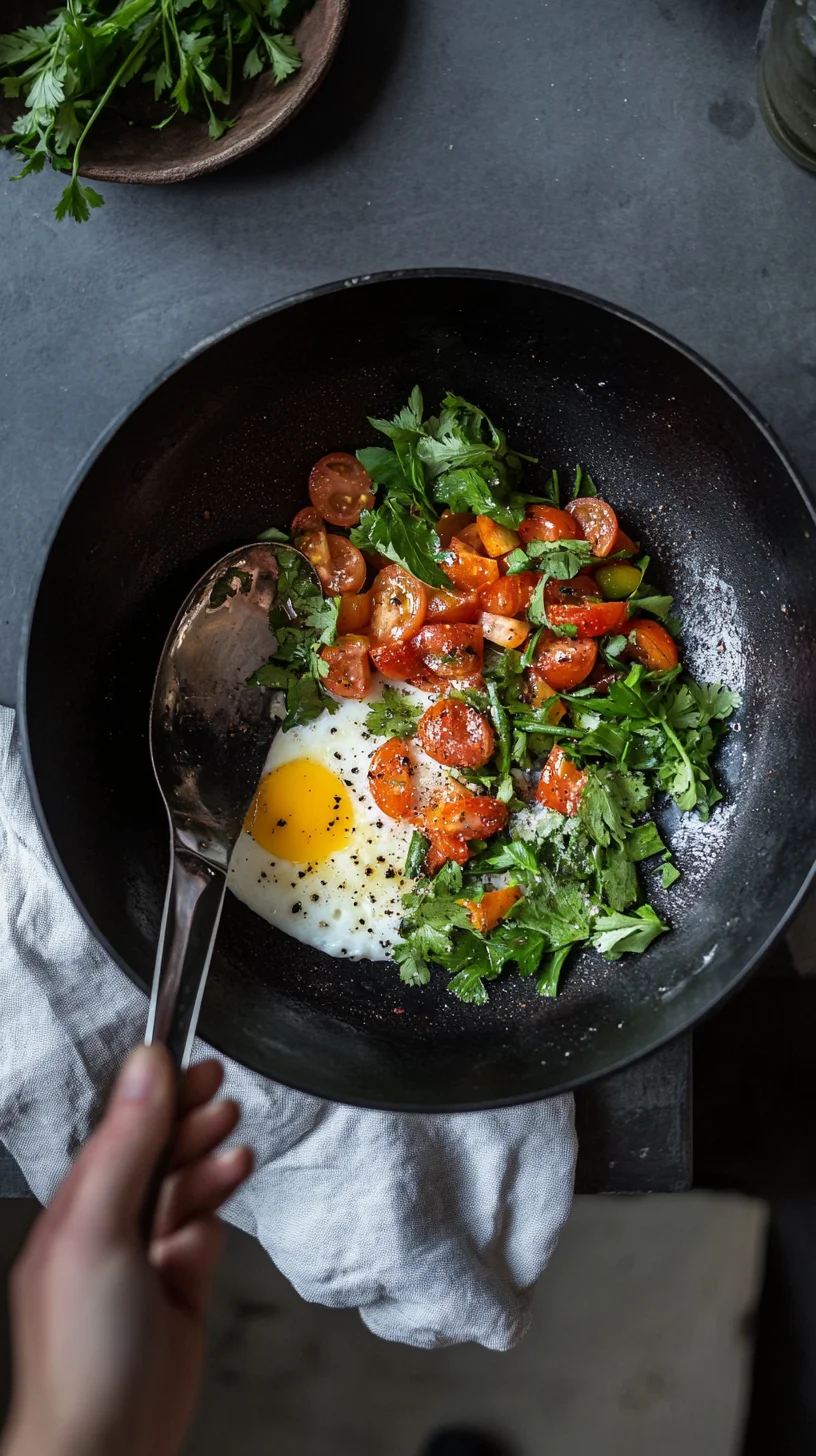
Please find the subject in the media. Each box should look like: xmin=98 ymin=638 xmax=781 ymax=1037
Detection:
xmin=63 ymin=1044 xmax=177 ymax=1240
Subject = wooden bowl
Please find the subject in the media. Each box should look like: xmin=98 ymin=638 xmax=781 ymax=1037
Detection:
xmin=0 ymin=0 xmax=349 ymax=185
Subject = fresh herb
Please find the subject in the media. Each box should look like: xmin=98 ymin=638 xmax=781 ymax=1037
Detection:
xmin=589 ymin=905 xmax=668 ymax=960
xmin=257 ymin=526 xmax=290 ymax=543
xmin=247 ymin=550 xmax=339 ymax=732
xmin=404 ymin=831 xmax=429 ymax=880
xmin=365 ymin=686 xmax=423 ymax=740
xmin=0 ymin=1 xmax=310 ymax=223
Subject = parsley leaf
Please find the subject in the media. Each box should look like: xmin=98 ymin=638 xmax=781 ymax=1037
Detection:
xmin=365 ymin=686 xmax=422 ymax=740
xmin=209 ymin=567 xmax=252 ymax=609
xmin=590 ymin=905 xmax=668 ymax=960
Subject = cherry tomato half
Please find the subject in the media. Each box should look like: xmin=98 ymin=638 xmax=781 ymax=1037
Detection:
xmin=443 ymin=538 xmax=501 ymax=592
xmin=308 ymin=452 xmax=375 ymax=527
xmin=518 ymin=504 xmax=581 ymax=545
xmin=321 ymin=536 xmax=367 ymax=595
xmin=476 ymin=514 xmax=521 ymax=557
xmin=369 ymin=641 xmax=446 ymax=693
xmin=320 ymin=635 xmax=372 ymax=700
xmin=565 ymin=496 xmax=619 ymax=557
xmin=478 ymin=571 xmax=540 ymax=616
xmin=457 ymin=522 xmax=488 ymax=554
xmin=479 ymin=611 xmax=530 ymax=650
xmin=336 ymin=591 xmax=371 ymax=634
xmin=291 ymin=506 xmax=323 ymax=535
xmin=425 ymin=585 xmax=481 ymax=624
xmin=369 ymin=564 xmax=428 ymax=644
xmin=368 ymin=737 xmax=416 ymax=821
xmin=425 ymin=794 xmax=509 ymax=843
xmin=413 ymin=623 xmax=484 ymax=680
xmin=460 ymin=885 xmax=522 ymax=934
xmin=536 ymin=744 xmax=588 ymax=816
xmin=436 ymin=509 xmax=476 ymax=548
xmin=545 ymin=578 xmax=628 ymax=636
xmin=627 ymin=618 xmax=679 ymax=672
xmin=531 ymin=631 xmax=598 ymax=691
xmin=417 ymin=698 xmax=495 ymax=769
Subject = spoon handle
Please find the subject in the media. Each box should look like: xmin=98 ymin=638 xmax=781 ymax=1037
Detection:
xmin=145 ymin=843 xmax=226 ymax=1067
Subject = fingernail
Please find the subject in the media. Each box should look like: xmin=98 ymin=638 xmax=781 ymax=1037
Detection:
xmin=116 ymin=1046 xmax=160 ymax=1104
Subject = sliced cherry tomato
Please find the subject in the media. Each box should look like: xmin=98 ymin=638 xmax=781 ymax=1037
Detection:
xmin=459 ymin=884 xmax=522 ymax=934
xmin=417 ymin=698 xmax=495 ymax=769
xmin=627 ymin=618 xmax=679 ymax=671
xmin=370 ymin=641 xmax=445 ymax=693
xmin=457 ymin=521 xmax=488 ymax=554
xmin=536 ymin=744 xmax=588 ymax=816
xmin=610 ymin=527 xmax=637 ymax=557
xmin=295 ymin=525 xmax=332 ymax=578
xmin=525 ymin=675 xmax=566 ymax=722
xmin=425 ymin=585 xmax=481 ymax=624
xmin=545 ymin=578 xmax=628 ymax=636
xmin=320 ymin=634 xmax=372 ymax=700
xmin=368 ymin=737 xmax=416 ymax=821
xmin=479 ymin=611 xmax=530 ymax=650
xmin=566 ymin=496 xmax=619 ymax=557
xmin=476 ymin=514 xmax=521 ymax=557
xmin=425 ymin=794 xmax=509 ymax=843
xmin=532 ymin=631 xmax=598 ymax=691
xmin=518 ymin=504 xmax=581 ymax=545
xmin=587 ymin=660 xmax=621 ymax=695
xmin=291 ymin=506 xmax=323 ymax=534
xmin=443 ymin=538 xmax=501 ymax=591
xmin=320 ymin=535 xmax=367 ymax=594
xmin=308 ymin=452 xmax=375 ymax=527
xmin=478 ymin=571 xmax=540 ymax=616
xmin=413 ymin=623 xmax=484 ymax=680
xmin=336 ymin=591 xmax=371 ymax=634
xmin=425 ymin=831 xmax=472 ymax=868
xmin=369 ymin=564 xmax=428 ymax=644
xmin=436 ymin=509 xmax=476 ymax=548
xmin=594 ymin=563 xmax=642 ymax=600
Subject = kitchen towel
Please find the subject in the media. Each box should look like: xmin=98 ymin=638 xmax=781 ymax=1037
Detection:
xmin=0 ymin=706 xmax=576 ymax=1350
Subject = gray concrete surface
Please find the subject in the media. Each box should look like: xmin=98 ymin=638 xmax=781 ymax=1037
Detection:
xmin=1 ymin=0 xmax=815 ymax=709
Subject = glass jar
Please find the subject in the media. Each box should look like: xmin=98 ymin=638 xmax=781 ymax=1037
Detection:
xmin=758 ymin=0 xmax=816 ymax=170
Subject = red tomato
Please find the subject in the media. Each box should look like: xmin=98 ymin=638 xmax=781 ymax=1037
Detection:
xmin=425 ymin=585 xmax=481 ymax=624
xmin=336 ymin=591 xmax=371 ymax=634
xmin=478 ymin=571 xmax=540 ymax=616
xmin=460 ymin=885 xmax=522 ymax=934
xmin=294 ymin=525 xmax=332 ymax=578
xmin=369 ymin=641 xmax=446 ymax=693
xmin=320 ymin=635 xmax=372 ymax=700
xmin=610 ymin=527 xmax=637 ymax=557
xmin=413 ymin=623 xmax=484 ymax=680
xmin=536 ymin=744 xmax=588 ymax=816
xmin=425 ymin=831 xmax=472 ymax=868
xmin=368 ymin=737 xmax=416 ymax=821
xmin=531 ymin=631 xmax=598 ymax=691
xmin=308 ymin=452 xmax=375 ymax=527
xmin=627 ymin=618 xmax=679 ymax=671
xmin=436 ymin=509 xmax=476 ymax=548
xmin=544 ymin=577 xmax=628 ymax=636
xmin=566 ymin=496 xmax=619 ymax=557
xmin=369 ymin=564 xmax=428 ymax=644
xmin=443 ymin=538 xmax=501 ymax=591
xmin=479 ymin=611 xmax=530 ymax=650
xmin=320 ymin=536 xmax=367 ymax=594
xmin=518 ymin=504 xmax=581 ymax=545
xmin=476 ymin=515 xmax=521 ymax=557
xmin=425 ymin=794 xmax=509 ymax=843
xmin=291 ymin=506 xmax=323 ymax=534
xmin=417 ymin=698 xmax=495 ymax=769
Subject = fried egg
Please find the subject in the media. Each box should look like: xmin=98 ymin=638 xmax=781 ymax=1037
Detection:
xmin=228 ymin=683 xmax=429 ymax=960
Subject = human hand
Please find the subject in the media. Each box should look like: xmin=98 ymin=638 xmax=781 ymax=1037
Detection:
xmin=1 ymin=1045 xmax=252 ymax=1456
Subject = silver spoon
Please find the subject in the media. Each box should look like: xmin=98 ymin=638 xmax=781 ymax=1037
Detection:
xmin=146 ymin=541 xmax=319 ymax=1067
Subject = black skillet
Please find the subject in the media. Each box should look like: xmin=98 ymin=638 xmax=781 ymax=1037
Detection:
xmin=18 ymin=271 xmax=816 ymax=1110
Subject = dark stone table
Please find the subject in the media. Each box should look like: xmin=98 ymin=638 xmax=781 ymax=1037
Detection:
xmin=1 ymin=0 xmax=813 ymax=1198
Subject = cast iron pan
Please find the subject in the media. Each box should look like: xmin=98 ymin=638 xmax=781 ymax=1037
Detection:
xmin=18 ymin=271 xmax=816 ymax=1109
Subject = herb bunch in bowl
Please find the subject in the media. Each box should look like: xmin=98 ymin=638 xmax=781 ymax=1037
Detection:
xmin=0 ymin=0 xmax=310 ymax=221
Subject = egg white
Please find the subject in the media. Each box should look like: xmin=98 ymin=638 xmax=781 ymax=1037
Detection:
xmin=228 ymin=681 xmax=435 ymax=960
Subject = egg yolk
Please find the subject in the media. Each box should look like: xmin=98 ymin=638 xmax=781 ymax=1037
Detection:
xmin=244 ymin=758 xmax=353 ymax=864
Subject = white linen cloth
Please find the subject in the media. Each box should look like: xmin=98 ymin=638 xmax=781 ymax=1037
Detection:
xmin=0 ymin=706 xmax=576 ymax=1350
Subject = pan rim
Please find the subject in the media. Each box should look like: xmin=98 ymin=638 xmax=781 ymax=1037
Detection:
xmin=17 ymin=266 xmax=816 ymax=1109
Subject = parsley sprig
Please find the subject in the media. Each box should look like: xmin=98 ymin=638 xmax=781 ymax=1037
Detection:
xmin=0 ymin=1 xmax=308 ymax=222
xmin=246 ymin=549 xmax=340 ymax=732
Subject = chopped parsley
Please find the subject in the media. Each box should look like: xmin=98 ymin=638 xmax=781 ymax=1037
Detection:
xmin=247 ymin=550 xmax=340 ymax=732
xmin=365 ymin=686 xmax=423 ymax=740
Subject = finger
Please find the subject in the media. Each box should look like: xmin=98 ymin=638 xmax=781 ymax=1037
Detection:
xmin=64 ymin=1045 xmax=177 ymax=1238
xmin=150 ymin=1216 xmax=224 ymax=1318
xmin=169 ymin=1099 xmax=240 ymax=1171
xmin=178 ymin=1059 xmax=224 ymax=1116
xmin=154 ymin=1146 xmax=253 ymax=1239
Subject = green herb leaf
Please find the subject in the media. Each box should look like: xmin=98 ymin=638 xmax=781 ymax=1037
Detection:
xmin=365 ymin=685 xmax=423 ymax=740
xmin=590 ymin=905 xmax=668 ymax=960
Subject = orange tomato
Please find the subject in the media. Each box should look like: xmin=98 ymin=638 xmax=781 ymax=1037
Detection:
xmin=320 ymin=635 xmax=372 ymax=700
xmin=536 ymin=744 xmax=588 ymax=816
xmin=368 ymin=737 xmax=416 ymax=821
xmin=518 ymin=504 xmax=581 ymax=545
xmin=476 ymin=514 xmax=521 ymax=557
xmin=336 ymin=592 xmax=371 ymax=634
xmin=627 ymin=618 xmax=679 ymax=671
xmin=443 ymin=538 xmax=501 ymax=591
xmin=417 ymin=698 xmax=495 ymax=769
xmin=566 ymin=496 xmax=619 ymax=557
xmin=369 ymin=564 xmax=427 ymax=644
xmin=425 ymin=585 xmax=481 ymax=624
xmin=459 ymin=885 xmax=522 ymax=934
xmin=531 ymin=632 xmax=598 ymax=691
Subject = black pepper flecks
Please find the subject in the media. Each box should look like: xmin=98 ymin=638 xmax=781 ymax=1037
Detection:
xmin=291 ymin=902 xmax=302 ymax=914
